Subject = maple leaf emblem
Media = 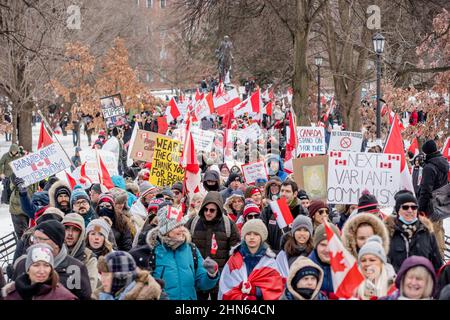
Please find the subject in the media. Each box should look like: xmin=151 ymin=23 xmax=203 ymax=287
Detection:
xmin=330 ymin=251 xmax=346 ymax=273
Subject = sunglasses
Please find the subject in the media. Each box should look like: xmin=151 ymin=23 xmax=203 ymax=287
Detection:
xmin=318 ymin=209 xmax=329 ymax=214
xmin=401 ymin=205 xmax=418 ymax=211
xmin=204 ymin=207 xmax=217 ymax=213
xmin=99 ymin=203 xmax=113 ymax=209
xmin=246 ymin=214 xmax=259 ymax=220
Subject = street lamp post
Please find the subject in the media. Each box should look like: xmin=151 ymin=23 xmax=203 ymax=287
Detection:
xmin=373 ymin=33 xmax=385 ymax=139
xmin=315 ymin=56 xmax=323 ymax=123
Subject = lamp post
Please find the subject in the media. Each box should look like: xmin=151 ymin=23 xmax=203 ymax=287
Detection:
xmin=315 ymin=55 xmax=323 ymax=123
xmin=373 ymin=32 xmax=385 ymax=139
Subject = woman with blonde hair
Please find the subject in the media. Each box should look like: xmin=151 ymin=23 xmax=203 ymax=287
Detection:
xmin=85 ymin=218 xmax=114 ymax=259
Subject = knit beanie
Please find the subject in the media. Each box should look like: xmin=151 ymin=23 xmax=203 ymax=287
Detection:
xmin=241 ymin=219 xmax=268 ymax=242
xmin=308 ymin=200 xmax=327 ymax=219
xmin=358 ymin=235 xmax=387 ymax=264
xmin=243 ymin=200 xmax=261 ymax=218
xmin=394 ymin=192 xmax=417 ymax=213
xmin=157 ymin=205 xmax=189 ymax=236
xmin=35 ymin=207 xmax=65 ymax=225
xmin=55 ymin=184 xmax=71 ymax=198
xmin=297 ymin=189 xmax=309 ymax=201
xmin=62 ymin=213 xmax=85 ymax=233
xmin=139 ymin=181 xmax=154 ymax=195
xmin=357 ymin=190 xmax=378 ymax=213
xmin=291 ymin=215 xmax=313 ymax=236
xmin=98 ymin=193 xmax=116 ymax=206
xmin=244 ymin=186 xmax=261 ymax=199
xmin=25 ymin=243 xmax=55 ymax=272
xmin=171 ymin=182 xmax=183 ymax=193
xmin=35 ymin=220 xmax=66 ymax=249
xmin=313 ymin=223 xmax=340 ymax=248
xmin=86 ymin=218 xmax=112 ymax=239
xmin=422 ymin=140 xmax=438 ymax=155
xmin=291 ymin=265 xmax=321 ymax=287
xmin=70 ymin=185 xmax=90 ymax=206
xmin=98 ymin=251 xmax=137 ymax=295
xmin=90 ymin=183 xmax=103 ymax=195
xmin=226 ymin=173 xmax=242 ymax=186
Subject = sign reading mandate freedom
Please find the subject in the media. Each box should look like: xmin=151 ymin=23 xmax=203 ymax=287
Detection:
xmin=149 ymin=136 xmax=185 ymax=187
xmin=327 ymin=151 xmax=401 ymax=206
xmin=10 ymin=143 xmax=71 ymax=187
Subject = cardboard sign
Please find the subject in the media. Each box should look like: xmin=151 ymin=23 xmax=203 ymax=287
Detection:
xmin=296 ymin=126 xmax=326 ymax=155
xmin=10 ymin=143 xmax=71 ymax=187
xmin=149 ymin=136 xmax=185 ymax=187
xmin=327 ymin=151 xmax=401 ymax=206
xmin=130 ymin=130 xmax=164 ymax=162
xmin=241 ymin=161 xmax=269 ymax=185
xmin=100 ymin=94 xmax=128 ymax=128
xmin=191 ymin=128 xmax=216 ymax=153
xmin=80 ymin=150 xmax=118 ymax=183
xmin=329 ymin=130 xmax=364 ymax=152
xmin=292 ymin=155 xmax=328 ymax=201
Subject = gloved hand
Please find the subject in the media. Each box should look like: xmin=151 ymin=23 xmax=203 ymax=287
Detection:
xmin=202 ymin=257 xmax=218 ymax=277
xmin=14 ymin=177 xmax=27 ymax=194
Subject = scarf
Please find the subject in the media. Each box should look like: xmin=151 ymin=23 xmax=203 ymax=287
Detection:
xmin=294 ymin=287 xmax=314 ymax=300
xmin=99 ymin=208 xmax=116 ymax=224
xmin=397 ymin=219 xmax=419 ymax=242
xmin=53 ymin=245 xmax=68 ymax=268
xmin=15 ymin=273 xmax=51 ymax=300
xmin=159 ymin=234 xmax=186 ymax=250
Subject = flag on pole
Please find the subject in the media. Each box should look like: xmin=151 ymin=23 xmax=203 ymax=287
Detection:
xmin=126 ymin=121 xmax=139 ymax=167
xmin=323 ymin=96 xmax=335 ymax=123
xmin=383 ymin=114 xmax=414 ymax=192
xmin=284 ymin=109 xmax=297 ymax=174
xmin=37 ymin=121 xmax=54 ymax=150
xmin=157 ymin=116 xmax=168 ymax=134
xmin=408 ymin=138 xmax=420 ymax=157
xmin=210 ymin=233 xmax=218 ymax=255
xmin=442 ymin=137 xmax=450 ymax=182
xmin=269 ymin=198 xmax=294 ymax=229
xmin=263 ymin=101 xmax=273 ymax=117
xmin=233 ymin=89 xmax=262 ymax=118
xmin=165 ymin=97 xmax=181 ymax=123
xmin=180 ymin=123 xmax=202 ymax=199
xmin=65 ymin=171 xmax=77 ymax=189
xmin=214 ymin=86 xmax=241 ymax=116
xmin=324 ymin=219 xmax=364 ymax=299
xmin=97 ymin=153 xmax=114 ymax=189
xmin=80 ymin=161 xmax=92 ymax=184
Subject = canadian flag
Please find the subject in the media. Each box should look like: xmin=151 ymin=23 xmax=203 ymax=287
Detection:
xmin=233 ymin=89 xmax=262 ymax=118
xmin=195 ymin=88 xmax=204 ymax=102
xmin=214 ymin=86 xmax=241 ymax=116
xmin=284 ymin=109 xmax=297 ymax=174
xmin=97 ymin=153 xmax=114 ymax=190
xmin=383 ymin=114 xmax=414 ymax=192
xmin=324 ymin=219 xmax=364 ymax=299
xmin=194 ymin=92 xmax=214 ymax=120
xmin=157 ymin=116 xmax=169 ymax=134
xmin=442 ymin=137 xmax=450 ymax=182
xmin=261 ymin=88 xmax=274 ymax=102
xmin=180 ymin=122 xmax=201 ymax=199
xmin=166 ymin=205 xmax=184 ymax=222
xmin=65 ymin=171 xmax=77 ymax=189
xmin=408 ymin=138 xmax=420 ymax=157
xmin=269 ymin=198 xmax=294 ymax=229
xmin=210 ymin=233 xmax=218 ymax=255
xmin=263 ymin=101 xmax=273 ymax=117
xmin=335 ymin=160 xmax=347 ymax=166
xmin=37 ymin=121 xmax=54 ymax=150
xmin=380 ymin=162 xmax=392 ymax=169
xmin=165 ymin=97 xmax=181 ymax=123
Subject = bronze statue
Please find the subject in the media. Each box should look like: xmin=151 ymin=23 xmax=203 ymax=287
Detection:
xmin=215 ymin=35 xmax=233 ymax=83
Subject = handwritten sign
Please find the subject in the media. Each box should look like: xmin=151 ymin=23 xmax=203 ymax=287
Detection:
xmin=191 ymin=128 xmax=216 ymax=153
xmin=241 ymin=161 xmax=268 ymax=185
xmin=296 ymin=126 xmax=326 ymax=155
xmin=130 ymin=130 xmax=164 ymax=162
xmin=329 ymin=130 xmax=364 ymax=152
xmin=149 ymin=136 xmax=185 ymax=187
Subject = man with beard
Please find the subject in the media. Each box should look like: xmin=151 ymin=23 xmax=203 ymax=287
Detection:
xmin=71 ymin=186 xmax=98 ymax=227
xmin=48 ymin=181 xmax=72 ymax=215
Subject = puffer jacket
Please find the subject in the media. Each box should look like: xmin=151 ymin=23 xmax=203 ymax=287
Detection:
xmin=145 ymin=227 xmax=219 ymax=300
xmin=385 ymin=215 xmax=443 ymax=272
xmin=185 ymin=191 xmax=240 ymax=269
xmin=280 ymin=256 xmax=327 ymax=300
xmin=418 ymin=152 xmax=449 ymax=215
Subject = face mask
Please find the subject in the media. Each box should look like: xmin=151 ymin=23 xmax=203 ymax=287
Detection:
xmin=99 ymin=208 xmax=115 ymax=222
xmin=294 ymin=287 xmax=315 ymax=300
xmin=399 ymin=216 xmax=418 ymax=225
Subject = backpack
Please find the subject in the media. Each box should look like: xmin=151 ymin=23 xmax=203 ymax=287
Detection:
xmin=189 ymin=214 xmax=232 ymax=239
xmin=429 ymin=183 xmax=450 ymax=222
xmin=148 ymin=242 xmax=198 ymax=274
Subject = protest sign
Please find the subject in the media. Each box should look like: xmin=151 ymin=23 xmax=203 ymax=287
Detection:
xmin=10 ymin=143 xmax=71 ymax=187
xmin=242 ymin=123 xmax=261 ymax=141
xmin=296 ymin=126 xmax=326 ymax=155
xmin=293 ymin=156 xmax=328 ymax=201
xmin=149 ymin=136 xmax=185 ymax=187
xmin=191 ymin=128 xmax=215 ymax=153
xmin=327 ymin=151 xmax=401 ymax=206
xmin=100 ymin=94 xmax=128 ymax=128
xmin=241 ymin=161 xmax=268 ymax=185
xmin=329 ymin=130 xmax=364 ymax=152
xmin=129 ymin=130 xmax=164 ymax=162
xmin=80 ymin=150 xmax=118 ymax=183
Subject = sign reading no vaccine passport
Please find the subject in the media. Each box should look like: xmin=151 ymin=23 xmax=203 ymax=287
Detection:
xmin=149 ymin=136 xmax=185 ymax=187
xmin=329 ymin=130 xmax=364 ymax=152
xmin=296 ymin=126 xmax=326 ymax=155
xmin=327 ymin=151 xmax=401 ymax=206
xmin=10 ymin=143 xmax=71 ymax=187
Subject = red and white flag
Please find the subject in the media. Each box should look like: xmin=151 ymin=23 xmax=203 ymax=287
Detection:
xmin=65 ymin=171 xmax=77 ymax=189
xmin=442 ymin=137 xmax=450 ymax=182
xmin=166 ymin=205 xmax=184 ymax=222
xmin=261 ymin=88 xmax=274 ymax=102
xmin=210 ymin=233 xmax=218 ymax=255
xmin=263 ymin=101 xmax=273 ymax=116
xmin=97 ymin=153 xmax=114 ymax=190
xmin=324 ymin=219 xmax=364 ymax=299
xmin=37 ymin=121 xmax=54 ymax=150
xmin=408 ymin=137 xmax=420 ymax=157
xmin=194 ymin=92 xmax=214 ymax=120
xmin=233 ymin=89 xmax=262 ymax=118
xmin=284 ymin=109 xmax=297 ymax=174
xmin=269 ymin=197 xmax=294 ymax=229
xmin=195 ymin=88 xmax=204 ymax=102
xmin=218 ymin=249 xmax=285 ymax=300
xmin=383 ymin=114 xmax=414 ymax=192
xmin=165 ymin=97 xmax=181 ymax=123
xmin=323 ymin=96 xmax=335 ymax=123
xmin=214 ymin=86 xmax=241 ymax=116
xmin=180 ymin=122 xmax=202 ymax=199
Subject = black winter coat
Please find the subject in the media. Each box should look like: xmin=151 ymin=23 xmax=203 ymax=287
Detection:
xmin=112 ymin=226 xmax=132 ymax=252
xmin=386 ymin=216 xmax=443 ymax=272
xmin=418 ymin=152 xmax=449 ymax=215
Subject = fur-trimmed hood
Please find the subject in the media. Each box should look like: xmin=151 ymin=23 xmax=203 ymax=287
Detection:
xmin=286 ymin=256 xmax=324 ymax=300
xmin=341 ymin=213 xmax=390 ymax=258
xmin=223 ymin=192 xmax=245 ymax=214
xmin=145 ymin=226 xmax=192 ymax=250
xmin=48 ymin=180 xmax=71 ymax=208
xmin=384 ymin=214 xmax=434 ymax=237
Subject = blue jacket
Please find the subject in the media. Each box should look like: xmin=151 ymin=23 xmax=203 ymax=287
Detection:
xmin=111 ymin=175 xmax=137 ymax=208
xmin=19 ymin=191 xmax=49 ymax=219
xmin=308 ymin=250 xmax=334 ymax=296
xmin=265 ymin=154 xmax=288 ymax=182
xmin=150 ymin=235 xmax=219 ymax=300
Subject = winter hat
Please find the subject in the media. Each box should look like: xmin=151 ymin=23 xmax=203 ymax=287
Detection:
xmin=244 ymin=186 xmax=261 ymax=199
xmin=62 ymin=213 xmax=85 ymax=233
xmin=9 ymin=143 xmax=19 ymax=153
xmin=97 ymin=251 xmax=137 ymax=296
xmin=35 ymin=220 xmax=66 ymax=249
xmin=291 ymin=215 xmax=313 ymax=236
xmin=357 ymin=190 xmax=378 ymax=213
xmin=358 ymin=235 xmax=387 ymax=264
xmin=313 ymin=223 xmax=340 ymax=248
xmin=140 ymin=183 xmax=158 ymax=199
xmin=139 ymin=181 xmax=154 ymax=194
xmin=241 ymin=219 xmax=268 ymax=242
xmin=395 ymin=256 xmax=437 ymax=296
xmin=98 ymin=193 xmax=115 ymax=206
xmin=297 ymin=190 xmax=309 ymax=201
xmin=308 ymin=200 xmax=328 ymax=219
xmin=25 ymin=243 xmax=55 ymax=272
xmin=125 ymin=182 xmax=139 ymax=196
xmin=226 ymin=173 xmax=242 ymax=186
xmin=243 ymin=200 xmax=261 ymax=218
xmin=55 ymin=184 xmax=71 ymax=198
xmin=90 ymin=183 xmax=103 ymax=195
xmin=171 ymin=182 xmax=183 ymax=193
xmin=157 ymin=205 xmax=189 ymax=236
xmin=394 ymin=192 xmax=417 ymax=213
xmin=110 ymin=188 xmax=128 ymax=206
xmin=291 ymin=265 xmax=321 ymax=287
xmin=203 ymin=170 xmax=220 ymax=182
xmin=86 ymin=218 xmax=112 ymax=239
xmin=422 ymin=139 xmax=438 ymax=155
xmin=162 ymin=189 xmax=174 ymax=199
xmin=35 ymin=207 xmax=65 ymax=225
xmin=70 ymin=185 xmax=90 ymax=206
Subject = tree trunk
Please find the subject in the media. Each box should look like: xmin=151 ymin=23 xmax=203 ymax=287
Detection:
xmin=18 ymin=102 xmax=33 ymax=151
xmin=292 ymin=29 xmax=310 ymax=126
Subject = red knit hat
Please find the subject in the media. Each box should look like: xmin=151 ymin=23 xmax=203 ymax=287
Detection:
xmin=308 ymin=200 xmax=327 ymax=218
xmin=243 ymin=200 xmax=261 ymax=218
xmin=98 ymin=193 xmax=115 ymax=206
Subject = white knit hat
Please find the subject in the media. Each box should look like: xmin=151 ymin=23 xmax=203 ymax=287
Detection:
xmin=358 ymin=235 xmax=387 ymax=264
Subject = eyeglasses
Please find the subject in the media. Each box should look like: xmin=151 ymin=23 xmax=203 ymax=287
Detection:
xmin=246 ymin=214 xmax=259 ymax=220
xmin=204 ymin=207 xmax=217 ymax=213
xmin=99 ymin=203 xmax=113 ymax=209
xmin=401 ymin=205 xmax=418 ymax=211
xmin=74 ymin=199 xmax=88 ymax=206
xmin=318 ymin=209 xmax=329 ymax=214
xmin=31 ymin=235 xmax=50 ymax=243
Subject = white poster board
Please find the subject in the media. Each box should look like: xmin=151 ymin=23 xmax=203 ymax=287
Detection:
xmin=327 ymin=151 xmax=401 ymax=206
xmin=243 ymin=123 xmax=261 ymax=142
xmin=191 ymin=128 xmax=216 ymax=153
xmin=80 ymin=150 xmax=118 ymax=183
xmin=241 ymin=161 xmax=268 ymax=185
xmin=329 ymin=130 xmax=364 ymax=152
xmin=296 ymin=126 xmax=326 ymax=155
xmin=10 ymin=143 xmax=71 ymax=187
